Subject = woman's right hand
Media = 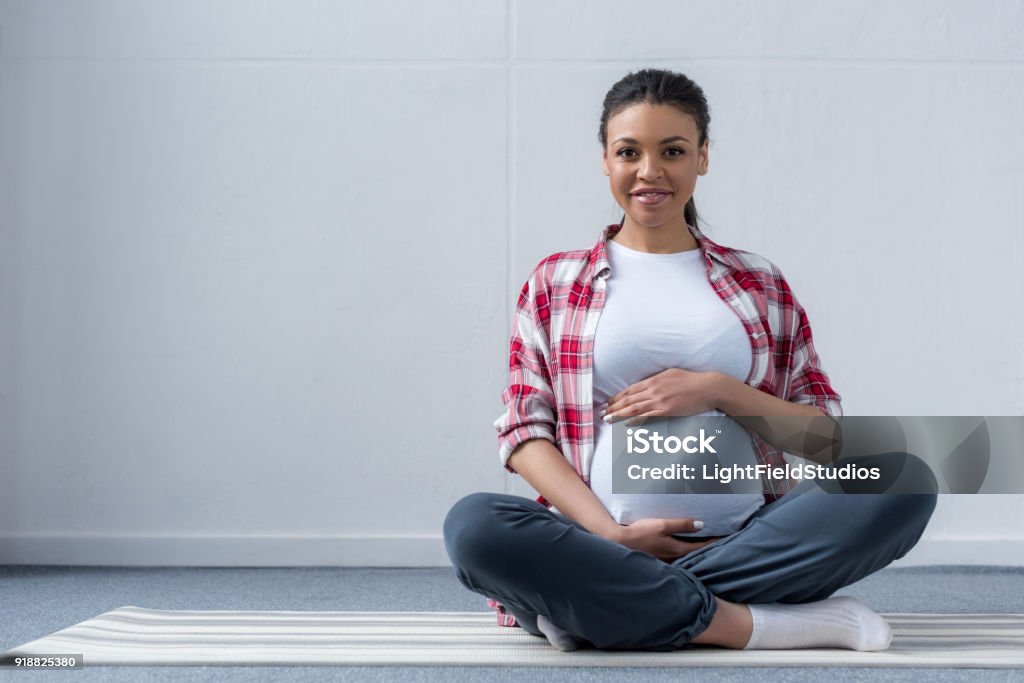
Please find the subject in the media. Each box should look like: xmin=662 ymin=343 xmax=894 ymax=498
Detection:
xmin=611 ymin=518 xmax=718 ymax=563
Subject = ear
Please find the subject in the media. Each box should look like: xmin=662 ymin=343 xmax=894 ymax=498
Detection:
xmin=601 ymin=149 xmax=610 ymax=177
xmin=698 ymin=140 xmax=709 ymax=176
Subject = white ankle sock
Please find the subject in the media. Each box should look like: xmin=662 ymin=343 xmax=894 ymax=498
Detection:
xmin=743 ymin=596 xmax=893 ymax=651
xmin=536 ymin=614 xmax=590 ymax=652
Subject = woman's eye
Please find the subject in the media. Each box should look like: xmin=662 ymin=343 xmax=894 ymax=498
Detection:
xmin=615 ymin=148 xmax=637 ymax=158
xmin=665 ymin=147 xmax=685 ymax=156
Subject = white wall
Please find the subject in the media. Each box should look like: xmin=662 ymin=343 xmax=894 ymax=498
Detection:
xmin=1 ymin=0 xmax=1021 ymax=567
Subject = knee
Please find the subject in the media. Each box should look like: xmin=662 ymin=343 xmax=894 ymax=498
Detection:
xmin=849 ymin=453 xmax=938 ymax=544
xmin=442 ymin=492 xmax=514 ymax=569
xmin=867 ymin=489 xmax=937 ymax=537
xmin=816 ymin=453 xmax=935 ymax=551
xmin=879 ymin=452 xmax=937 ymax=531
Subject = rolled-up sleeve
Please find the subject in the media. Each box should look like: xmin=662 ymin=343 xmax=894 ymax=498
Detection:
xmin=775 ymin=270 xmax=843 ymax=419
xmin=494 ymin=273 xmax=558 ymax=472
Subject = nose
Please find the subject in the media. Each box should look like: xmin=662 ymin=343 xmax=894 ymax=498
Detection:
xmin=638 ymin=155 xmax=663 ymax=181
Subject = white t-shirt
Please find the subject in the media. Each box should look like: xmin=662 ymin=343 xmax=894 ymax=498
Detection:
xmin=589 ymin=238 xmax=765 ymax=536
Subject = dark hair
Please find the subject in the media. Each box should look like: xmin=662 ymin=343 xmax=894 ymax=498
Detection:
xmin=599 ymin=69 xmax=710 ymax=229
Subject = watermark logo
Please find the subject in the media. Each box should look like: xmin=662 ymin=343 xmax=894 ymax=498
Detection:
xmin=611 ymin=416 xmax=1024 ymax=495
xmin=626 ymin=427 xmax=718 ymax=454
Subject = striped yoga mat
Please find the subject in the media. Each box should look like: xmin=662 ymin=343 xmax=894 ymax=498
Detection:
xmin=5 ymin=607 xmax=1024 ymax=668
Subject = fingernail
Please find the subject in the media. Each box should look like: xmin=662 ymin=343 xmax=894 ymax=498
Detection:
xmin=693 ymin=521 xmax=704 ymax=530
xmin=603 ymin=414 xmax=614 ymax=423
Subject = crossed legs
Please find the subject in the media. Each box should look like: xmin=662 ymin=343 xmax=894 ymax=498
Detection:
xmin=443 ymin=452 xmax=937 ymax=651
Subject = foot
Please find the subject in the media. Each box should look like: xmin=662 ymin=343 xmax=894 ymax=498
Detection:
xmin=536 ymin=614 xmax=590 ymax=651
xmin=744 ymin=596 xmax=893 ymax=651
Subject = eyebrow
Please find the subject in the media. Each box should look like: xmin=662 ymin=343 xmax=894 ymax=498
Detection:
xmin=612 ymin=135 xmax=691 ymax=145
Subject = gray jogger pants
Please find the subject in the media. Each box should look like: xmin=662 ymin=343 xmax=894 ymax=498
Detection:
xmin=442 ymin=451 xmax=937 ymax=651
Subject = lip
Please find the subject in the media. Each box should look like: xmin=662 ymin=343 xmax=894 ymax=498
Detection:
xmin=631 ymin=189 xmax=673 ymax=206
xmin=630 ymin=188 xmax=672 ymax=196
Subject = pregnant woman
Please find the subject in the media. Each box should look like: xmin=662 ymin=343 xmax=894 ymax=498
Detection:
xmin=443 ymin=68 xmax=937 ymax=652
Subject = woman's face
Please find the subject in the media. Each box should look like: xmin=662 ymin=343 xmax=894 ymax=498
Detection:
xmin=602 ymin=102 xmax=708 ymax=231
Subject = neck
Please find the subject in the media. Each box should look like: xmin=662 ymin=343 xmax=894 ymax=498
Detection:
xmin=612 ymin=216 xmax=698 ymax=254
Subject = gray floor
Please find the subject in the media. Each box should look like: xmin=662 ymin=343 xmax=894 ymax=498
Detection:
xmin=1 ymin=565 xmax=1023 ymax=682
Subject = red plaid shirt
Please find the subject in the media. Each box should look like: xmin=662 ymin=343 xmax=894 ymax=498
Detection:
xmin=488 ymin=222 xmax=842 ymax=627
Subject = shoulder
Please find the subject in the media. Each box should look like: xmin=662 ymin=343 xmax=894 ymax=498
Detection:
xmin=522 ymin=248 xmax=595 ymax=292
xmin=704 ymin=236 xmax=793 ymax=295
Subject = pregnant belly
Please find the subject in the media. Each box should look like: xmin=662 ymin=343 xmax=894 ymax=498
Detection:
xmin=593 ymin=415 xmax=766 ymax=536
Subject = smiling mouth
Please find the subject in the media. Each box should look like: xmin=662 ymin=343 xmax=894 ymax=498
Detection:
xmin=632 ymin=191 xmax=672 ymax=205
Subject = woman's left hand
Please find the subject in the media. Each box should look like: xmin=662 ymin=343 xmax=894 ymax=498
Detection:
xmin=602 ymin=369 xmax=719 ymax=424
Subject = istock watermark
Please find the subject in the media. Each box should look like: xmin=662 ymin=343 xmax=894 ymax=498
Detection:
xmin=626 ymin=427 xmax=718 ymax=454
xmin=610 ymin=415 xmax=1024 ymax=496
